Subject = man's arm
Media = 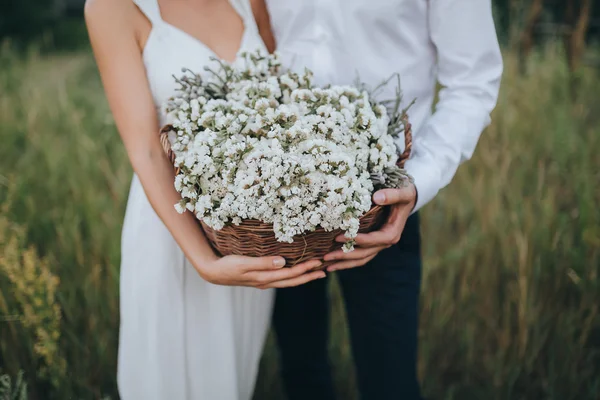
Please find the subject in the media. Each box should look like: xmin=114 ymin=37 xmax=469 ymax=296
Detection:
xmin=324 ymin=1 xmax=503 ymax=271
xmin=406 ymin=0 xmax=503 ymax=212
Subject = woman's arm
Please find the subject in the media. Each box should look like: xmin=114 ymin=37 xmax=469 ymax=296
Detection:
xmin=84 ymin=0 xmax=324 ymax=288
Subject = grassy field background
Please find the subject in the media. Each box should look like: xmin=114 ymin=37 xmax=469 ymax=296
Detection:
xmin=0 ymin=43 xmax=599 ymax=399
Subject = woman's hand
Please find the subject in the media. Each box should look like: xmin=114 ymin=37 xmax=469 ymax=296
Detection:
xmin=198 ymin=256 xmax=325 ymax=289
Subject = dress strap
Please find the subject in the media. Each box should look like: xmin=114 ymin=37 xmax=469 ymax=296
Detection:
xmin=132 ymin=0 xmax=163 ymax=26
xmin=229 ymin=0 xmax=257 ymax=29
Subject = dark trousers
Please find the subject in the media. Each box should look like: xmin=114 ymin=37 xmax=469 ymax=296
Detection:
xmin=273 ymin=213 xmax=422 ymax=400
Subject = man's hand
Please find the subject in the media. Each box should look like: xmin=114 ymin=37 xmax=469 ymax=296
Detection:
xmin=324 ymin=184 xmax=417 ymax=272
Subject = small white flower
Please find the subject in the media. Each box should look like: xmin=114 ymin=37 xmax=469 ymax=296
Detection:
xmin=174 ymin=202 xmax=186 ymax=214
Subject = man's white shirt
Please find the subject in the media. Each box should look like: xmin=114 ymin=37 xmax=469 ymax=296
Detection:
xmin=266 ymin=0 xmax=503 ymax=211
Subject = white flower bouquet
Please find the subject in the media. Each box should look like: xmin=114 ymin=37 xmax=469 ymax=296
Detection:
xmin=160 ymin=51 xmax=413 ymax=263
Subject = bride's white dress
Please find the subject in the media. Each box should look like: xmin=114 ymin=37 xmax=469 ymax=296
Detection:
xmin=117 ymin=1 xmax=274 ymax=399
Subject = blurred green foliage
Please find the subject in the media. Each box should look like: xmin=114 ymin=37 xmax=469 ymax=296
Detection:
xmin=0 ymin=1 xmax=599 ymax=399
xmin=493 ymin=0 xmax=599 ymax=40
xmin=0 ymin=0 xmax=58 ymax=40
xmin=0 ymin=44 xmax=599 ymax=400
xmin=0 ymin=0 xmax=88 ymax=51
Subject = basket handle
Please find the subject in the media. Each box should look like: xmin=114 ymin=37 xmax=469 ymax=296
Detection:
xmin=397 ymin=114 xmax=412 ymax=168
xmin=159 ymin=124 xmax=181 ymax=174
xmin=159 ymin=116 xmax=412 ymax=168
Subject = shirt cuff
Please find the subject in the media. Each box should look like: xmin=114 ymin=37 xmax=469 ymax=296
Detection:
xmin=403 ymin=156 xmax=440 ymax=213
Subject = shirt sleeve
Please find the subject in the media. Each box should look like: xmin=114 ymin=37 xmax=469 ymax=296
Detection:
xmin=404 ymin=0 xmax=503 ymax=212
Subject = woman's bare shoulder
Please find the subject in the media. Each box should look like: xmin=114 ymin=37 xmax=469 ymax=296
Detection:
xmin=84 ymin=0 xmax=135 ymax=32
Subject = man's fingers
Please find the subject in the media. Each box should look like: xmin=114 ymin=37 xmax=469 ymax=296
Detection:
xmin=372 ymin=186 xmax=416 ymax=206
xmin=323 ymin=189 xmax=414 ymax=272
xmin=335 ymin=205 xmax=403 ymax=243
xmin=346 ymin=205 xmax=406 ymax=247
xmin=259 ymin=270 xmax=326 ymax=289
xmin=355 ymin=230 xmax=394 ymax=247
xmin=324 ymin=246 xmax=383 ymax=262
xmin=327 ymin=254 xmax=377 ymax=272
xmin=334 ymin=226 xmax=396 ymax=245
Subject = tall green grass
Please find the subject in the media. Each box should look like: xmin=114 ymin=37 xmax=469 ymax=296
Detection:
xmin=0 ymin=44 xmax=599 ymax=400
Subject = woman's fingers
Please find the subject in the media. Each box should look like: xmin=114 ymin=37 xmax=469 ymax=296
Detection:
xmin=258 ymin=270 xmax=326 ymax=289
xmin=246 ymin=259 xmax=323 ymax=286
xmin=239 ymin=255 xmax=288 ymax=271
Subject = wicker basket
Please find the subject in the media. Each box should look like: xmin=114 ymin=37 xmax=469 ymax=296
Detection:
xmin=160 ymin=116 xmax=412 ymax=265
